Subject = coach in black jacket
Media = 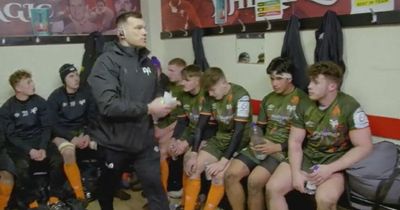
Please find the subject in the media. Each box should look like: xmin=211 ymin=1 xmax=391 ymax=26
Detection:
xmin=88 ymin=12 xmax=177 ymax=210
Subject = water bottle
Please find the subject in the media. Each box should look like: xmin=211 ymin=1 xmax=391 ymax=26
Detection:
xmin=250 ymin=123 xmax=266 ymax=160
xmin=304 ymin=165 xmax=319 ymax=195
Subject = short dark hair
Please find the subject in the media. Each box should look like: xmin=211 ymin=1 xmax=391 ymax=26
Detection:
xmin=116 ymin=11 xmax=142 ymax=26
xmin=308 ymin=61 xmax=344 ymax=86
xmin=182 ymin=65 xmax=202 ymax=80
xmin=201 ymin=67 xmax=225 ymax=90
xmin=168 ymin=58 xmax=186 ymax=67
xmin=266 ymin=57 xmax=293 ymax=75
xmin=9 ymin=69 xmax=32 ymax=89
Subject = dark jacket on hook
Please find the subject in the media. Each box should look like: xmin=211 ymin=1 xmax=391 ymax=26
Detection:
xmin=281 ymin=15 xmax=308 ymax=92
xmin=315 ymin=10 xmax=346 ymax=72
xmin=192 ymin=28 xmax=209 ymax=71
xmin=80 ymin=31 xmax=106 ymax=86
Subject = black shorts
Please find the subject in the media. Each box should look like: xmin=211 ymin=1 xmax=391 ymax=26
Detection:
xmin=0 ymin=150 xmax=17 ymax=175
xmin=236 ymin=152 xmax=280 ymax=174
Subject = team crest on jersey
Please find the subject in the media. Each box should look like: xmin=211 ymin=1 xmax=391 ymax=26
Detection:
xmin=329 ymin=119 xmax=339 ymax=129
xmin=142 ymin=67 xmax=151 ymax=76
xmin=79 ymin=99 xmax=86 ymax=105
xmin=62 ymin=102 xmax=68 ymax=107
xmin=14 ymin=113 xmax=20 ymax=118
xmin=267 ymin=104 xmax=275 ymax=111
xmin=31 ymin=107 xmax=38 ymax=114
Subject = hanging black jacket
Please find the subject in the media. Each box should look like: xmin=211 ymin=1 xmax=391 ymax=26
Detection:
xmin=80 ymin=31 xmax=106 ymax=86
xmin=315 ymin=10 xmax=346 ymax=72
xmin=88 ymin=41 xmax=159 ymax=153
xmin=192 ymin=28 xmax=209 ymax=71
xmin=281 ymin=15 xmax=309 ymax=92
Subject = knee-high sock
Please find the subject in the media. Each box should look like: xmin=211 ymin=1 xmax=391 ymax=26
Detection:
xmin=160 ymin=159 xmax=169 ymax=192
xmin=184 ymin=179 xmax=201 ymax=210
xmin=0 ymin=182 xmax=13 ymax=209
xmin=181 ymin=173 xmax=189 ymax=206
xmin=64 ymin=163 xmax=85 ymax=199
xmin=203 ymin=184 xmax=225 ymax=210
xmin=48 ymin=196 xmax=60 ymax=205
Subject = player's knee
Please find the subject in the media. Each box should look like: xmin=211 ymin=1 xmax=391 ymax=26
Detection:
xmin=315 ymin=190 xmax=339 ymax=207
xmin=265 ymin=180 xmax=285 ymax=197
xmin=58 ymin=141 xmax=76 ymax=161
xmin=0 ymin=170 xmax=14 ymax=183
xmin=224 ymin=169 xmax=241 ymax=184
xmin=248 ymin=176 xmax=265 ymax=192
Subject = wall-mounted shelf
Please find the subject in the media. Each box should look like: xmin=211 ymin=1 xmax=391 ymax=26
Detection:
xmin=0 ymin=35 xmax=117 ymax=47
xmin=160 ymin=10 xmax=400 ymax=39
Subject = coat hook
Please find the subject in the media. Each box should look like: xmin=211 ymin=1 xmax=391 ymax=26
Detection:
xmin=180 ymin=29 xmax=188 ymax=37
xmin=370 ymin=8 xmax=377 ymax=23
xmin=218 ymin=25 xmax=224 ymax=34
xmin=238 ymin=19 xmax=246 ymax=32
xmin=265 ymin=17 xmax=272 ymax=31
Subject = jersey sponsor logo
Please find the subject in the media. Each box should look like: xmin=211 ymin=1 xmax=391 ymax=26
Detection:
xmin=237 ymin=95 xmax=250 ymax=117
xmin=267 ymin=104 xmax=275 ymax=111
xmin=217 ymin=114 xmax=234 ymax=125
xmin=286 ymin=104 xmax=296 ymax=113
xmin=142 ymin=67 xmax=151 ymax=76
xmin=353 ymin=107 xmax=369 ymax=129
xmin=22 ymin=110 xmax=29 ymax=117
xmin=270 ymin=114 xmax=290 ymax=124
xmin=70 ymin=101 xmax=76 ymax=107
xmin=305 ymin=121 xmax=315 ymax=128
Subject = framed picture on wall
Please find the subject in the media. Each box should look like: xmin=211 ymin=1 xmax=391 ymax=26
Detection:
xmin=0 ymin=0 xmax=140 ymax=45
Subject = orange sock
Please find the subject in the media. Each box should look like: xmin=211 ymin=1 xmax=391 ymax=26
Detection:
xmin=64 ymin=162 xmax=85 ymax=199
xmin=184 ymin=179 xmax=201 ymax=210
xmin=48 ymin=196 xmax=60 ymax=205
xmin=28 ymin=200 xmax=39 ymax=208
xmin=181 ymin=173 xmax=189 ymax=206
xmin=160 ymin=159 xmax=169 ymax=192
xmin=0 ymin=182 xmax=13 ymax=209
xmin=203 ymin=184 xmax=225 ymax=210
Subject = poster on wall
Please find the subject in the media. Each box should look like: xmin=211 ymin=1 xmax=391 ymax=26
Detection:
xmin=255 ymin=0 xmax=282 ymax=21
xmin=161 ymin=0 xmax=400 ymax=32
xmin=0 ymin=0 xmax=140 ymax=36
xmin=351 ymin=0 xmax=395 ymax=14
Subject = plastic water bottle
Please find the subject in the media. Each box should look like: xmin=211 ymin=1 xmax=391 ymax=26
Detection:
xmin=305 ymin=165 xmax=319 ymax=195
xmin=250 ymin=123 xmax=266 ymax=160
